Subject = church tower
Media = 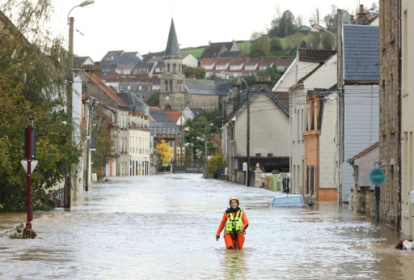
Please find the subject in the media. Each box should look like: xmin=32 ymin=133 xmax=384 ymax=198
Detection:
xmin=159 ymin=19 xmax=188 ymax=110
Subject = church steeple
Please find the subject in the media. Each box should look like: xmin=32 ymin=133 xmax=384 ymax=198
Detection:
xmin=164 ymin=19 xmax=182 ymax=59
xmin=159 ymin=18 xmax=188 ymax=111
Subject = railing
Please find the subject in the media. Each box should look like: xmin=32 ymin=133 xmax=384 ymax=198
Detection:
xmin=50 ymin=188 xmax=65 ymax=207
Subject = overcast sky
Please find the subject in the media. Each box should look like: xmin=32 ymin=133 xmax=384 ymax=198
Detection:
xmin=49 ymin=0 xmax=376 ymax=61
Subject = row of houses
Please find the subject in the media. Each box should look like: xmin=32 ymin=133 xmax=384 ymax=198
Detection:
xmin=219 ymin=3 xmax=414 ymax=239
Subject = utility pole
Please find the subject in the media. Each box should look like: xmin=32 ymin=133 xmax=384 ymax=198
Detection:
xmin=246 ymin=86 xmax=250 ymax=186
xmin=64 ymin=16 xmax=74 ymax=209
xmin=337 ymin=9 xmax=343 ymax=205
xmin=24 ymin=117 xmax=35 ymax=229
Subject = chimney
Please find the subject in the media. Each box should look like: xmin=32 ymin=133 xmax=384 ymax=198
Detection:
xmin=356 ymin=4 xmax=368 ymax=25
xmin=232 ymin=81 xmax=240 ymax=110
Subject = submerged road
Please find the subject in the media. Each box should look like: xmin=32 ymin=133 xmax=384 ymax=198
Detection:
xmin=1 ymin=174 xmax=414 ymax=279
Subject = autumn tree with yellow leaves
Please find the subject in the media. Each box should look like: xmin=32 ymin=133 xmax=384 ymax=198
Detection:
xmin=154 ymin=140 xmax=172 ymax=166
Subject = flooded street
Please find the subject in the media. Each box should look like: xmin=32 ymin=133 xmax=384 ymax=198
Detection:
xmin=1 ymin=174 xmax=414 ymax=279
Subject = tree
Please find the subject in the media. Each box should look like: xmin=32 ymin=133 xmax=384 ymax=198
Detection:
xmin=268 ymin=10 xmax=297 ymax=38
xmin=323 ymin=5 xmax=338 ymax=32
xmin=206 ymin=151 xmax=227 ymax=177
xmin=309 ymin=8 xmax=321 ymax=26
xmin=154 ymin=140 xmax=172 ymax=166
xmin=249 ymin=32 xmax=270 ymax=58
xmin=287 ymin=33 xmax=305 ymax=51
xmin=147 ymin=91 xmax=160 ymax=106
xmin=183 ymin=66 xmax=194 ymax=78
xmin=184 ymin=111 xmax=221 ymax=162
xmin=193 ymin=67 xmax=206 ymax=79
xmin=270 ymin=37 xmax=283 ymax=55
xmin=257 ymin=67 xmax=282 ymax=87
xmin=91 ymin=117 xmax=114 ymax=177
xmin=0 ymin=1 xmax=81 ymax=210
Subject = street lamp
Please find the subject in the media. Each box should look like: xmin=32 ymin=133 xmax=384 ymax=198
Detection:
xmin=239 ymin=78 xmax=250 ymax=186
xmin=311 ymin=23 xmax=337 ymax=50
xmin=65 ymin=0 xmax=94 ymax=208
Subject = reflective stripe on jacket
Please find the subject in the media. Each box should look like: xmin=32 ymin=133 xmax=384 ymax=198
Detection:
xmin=225 ymin=209 xmax=243 ymax=233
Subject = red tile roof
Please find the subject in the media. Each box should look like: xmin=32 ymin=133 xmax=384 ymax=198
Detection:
xmin=83 ymin=71 xmax=128 ymax=108
xmin=164 ymin=110 xmax=182 ymax=123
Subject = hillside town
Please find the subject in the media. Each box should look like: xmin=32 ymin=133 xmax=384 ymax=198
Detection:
xmin=1 ymin=0 xmax=414 ymax=242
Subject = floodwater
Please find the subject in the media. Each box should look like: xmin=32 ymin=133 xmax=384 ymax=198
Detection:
xmin=1 ymin=174 xmax=414 ymax=279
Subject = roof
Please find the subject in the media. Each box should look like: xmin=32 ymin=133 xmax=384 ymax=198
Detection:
xmin=83 ymin=71 xmax=129 ymax=108
xmin=0 ymin=10 xmax=31 ymax=46
xmin=219 ymin=51 xmax=242 ymax=58
xmin=150 ymin=108 xmax=177 ymax=123
xmin=164 ymin=19 xmax=182 ymax=59
xmin=272 ymin=92 xmax=290 ymax=112
xmin=184 ymin=79 xmax=233 ymax=96
xmin=298 ymin=49 xmax=336 ymax=63
xmin=200 ymin=45 xmax=225 ymax=59
xmin=117 ymin=92 xmax=149 ymax=115
xmin=185 ymin=80 xmax=219 ymax=95
xmin=102 ymin=50 xmax=142 ymax=65
xmin=343 ymin=24 xmax=379 ymax=82
xmin=226 ymin=87 xmax=290 ymax=122
xmin=164 ymin=110 xmax=182 ymax=123
xmin=74 ymin=56 xmax=93 ymax=65
xmin=347 ymin=142 xmax=379 ymax=162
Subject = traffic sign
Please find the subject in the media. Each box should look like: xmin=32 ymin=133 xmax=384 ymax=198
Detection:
xmin=21 ymin=160 xmax=38 ymax=174
xmin=370 ymin=168 xmax=385 ymax=186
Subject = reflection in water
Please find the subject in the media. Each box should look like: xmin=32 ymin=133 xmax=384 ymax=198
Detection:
xmin=223 ymin=250 xmax=246 ymax=280
xmin=1 ymin=174 xmax=414 ymax=279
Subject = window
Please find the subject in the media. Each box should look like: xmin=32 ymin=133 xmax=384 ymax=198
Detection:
xmin=306 ymin=166 xmax=316 ymax=196
xmin=245 ymin=65 xmax=257 ymax=71
xmin=216 ymin=64 xmax=228 ymax=70
xmin=230 ymin=65 xmax=242 ymax=70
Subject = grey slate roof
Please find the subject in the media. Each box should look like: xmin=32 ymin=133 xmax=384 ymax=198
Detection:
xmin=118 ymin=92 xmax=149 ymax=115
xmin=219 ymin=51 xmax=242 ymax=58
xmin=343 ymin=24 xmax=379 ymax=82
xmin=184 ymin=80 xmax=233 ymax=96
xmin=150 ymin=109 xmax=176 ymax=123
xmin=164 ymin=19 xmax=182 ymax=59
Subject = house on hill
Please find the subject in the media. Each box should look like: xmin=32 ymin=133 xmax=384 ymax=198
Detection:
xmin=199 ymin=40 xmax=241 ymax=59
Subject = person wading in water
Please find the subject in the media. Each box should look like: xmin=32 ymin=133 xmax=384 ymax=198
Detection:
xmin=216 ymin=197 xmax=249 ymax=250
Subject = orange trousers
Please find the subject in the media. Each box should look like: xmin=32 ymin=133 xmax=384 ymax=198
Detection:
xmin=224 ymin=233 xmax=245 ymax=250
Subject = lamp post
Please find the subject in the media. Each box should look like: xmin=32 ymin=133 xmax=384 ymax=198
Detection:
xmin=311 ymin=23 xmax=337 ymax=50
xmin=239 ymin=78 xmax=250 ymax=186
xmin=65 ymin=0 xmax=94 ymax=208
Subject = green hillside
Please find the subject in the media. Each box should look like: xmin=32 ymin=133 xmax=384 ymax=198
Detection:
xmin=181 ymin=47 xmax=205 ymax=60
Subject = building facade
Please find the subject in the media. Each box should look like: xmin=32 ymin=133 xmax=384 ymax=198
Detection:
xmin=401 ymin=0 xmax=414 ymax=237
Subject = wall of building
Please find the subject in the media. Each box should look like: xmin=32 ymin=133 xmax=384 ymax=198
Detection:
xmin=190 ymin=94 xmax=219 ymax=111
xmin=343 ymin=85 xmax=379 ymax=203
xmin=401 ymin=0 xmax=414 ymax=237
xmin=234 ymin=93 xmax=289 ymax=158
xmin=318 ymin=93 xmax=338 ymax=201
xmin=379 ymin=0 xmax=401 ymax=228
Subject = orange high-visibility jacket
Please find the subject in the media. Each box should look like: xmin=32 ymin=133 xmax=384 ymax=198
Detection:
xmin=216 ymin=209 xmax=249 ymax=236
